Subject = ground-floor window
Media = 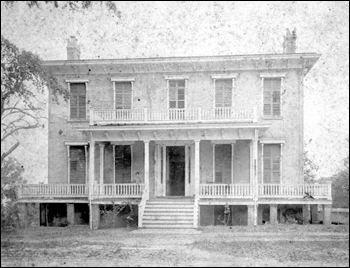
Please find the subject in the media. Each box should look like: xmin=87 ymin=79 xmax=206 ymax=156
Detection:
xmin=69 ymin=146 xmax=86 ymax=184
xmin=263 ymin=144 xmax=281 ymax=183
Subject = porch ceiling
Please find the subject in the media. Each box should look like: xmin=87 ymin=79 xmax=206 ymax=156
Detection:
xmin=78 ymin=123 xmax=270 ymax=142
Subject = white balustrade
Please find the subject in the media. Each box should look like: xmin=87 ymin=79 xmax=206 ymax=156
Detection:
xmin=20 ymin=184 xmax=88 ymax=197
xmin=199 ymin=184 xmax=253 ymax=198
xmin=93 ymin=183 xmax=144 ymax=197
xmin=92 ymin=107 xmax=255 ymax=125
xmin=258 ymin=184 xmax=331 ymax=198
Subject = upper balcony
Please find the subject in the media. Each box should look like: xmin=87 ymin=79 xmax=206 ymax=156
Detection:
xmin=90 ymin=107 xmax=257 ymax=125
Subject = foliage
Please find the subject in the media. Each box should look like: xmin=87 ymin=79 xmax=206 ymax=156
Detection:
xmin=1 ymin=157 xmax=23 ymax=230
xmin=304 ymin=146 xmax=319 ymax=183
xmin=100 ymin=201 xmax=138 ymax=228
xmin=1 ymin=35 xmax=67 ymax=161
xmin=4 ymin=1 xmax=121 ymax=16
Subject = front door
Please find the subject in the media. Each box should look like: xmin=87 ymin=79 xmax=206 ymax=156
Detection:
xmin=167 ymin=146 xmax=185 ymax=196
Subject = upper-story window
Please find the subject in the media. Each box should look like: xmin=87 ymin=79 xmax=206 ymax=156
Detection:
xmin=263 ymin=144 xmax=281 ymax=183
xmin=115 ymin=82 xmax=132 ymax=109
xmin=215 ymin=79 xmax=232 ymax=107
xmin=169 ymin=80 xmax=185 ymax=109
xmin=263 ymin=77 xmax=282 ymax=117
xmin=70 ymin=83 xmax=87 ymax=119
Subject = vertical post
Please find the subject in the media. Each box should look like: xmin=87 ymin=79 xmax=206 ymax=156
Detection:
xmin=231 ymin=143 xmax=235 ymax=184
xmin=185 ymin=145 xmax=189 ymax=196
xmin=84 ymin=145 xmax=88 ymax=185
xmin=162 ymin=145 xmax=166 ymax=197
xmin=311 ymin=205 xmax=319 ymax=224
xmin=89 ymin=140 xmax=95 ymax=230
xmin=303 ymin=204 xmax=310 ymax=224
xmin=323 ymin=205 xmax=332 ymax=226
xmin=144 ymin=141 xmax=150 ymax=200
xmin=326 ymin=181 xmax=332 ymax=200
xmin=194 ymin=140 xmax=200 ymax=228
xmin=270 ymin=204 xmax=278 ymax=225
xmin=67 ymin=204 xmax=75 ymax=226
xmin=112 ymin=144 xmax=116 ymax=183
xmin=67 ymin=145 xmax=70 ymax=184
xmin=99 ymin=143 xmax=105 ymax=186
xmin=252 ymin=137 xmax=259 ymax=226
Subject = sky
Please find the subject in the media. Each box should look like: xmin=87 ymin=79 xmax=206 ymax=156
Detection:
xmin=1 ymin=1 xmax=349 ymax=183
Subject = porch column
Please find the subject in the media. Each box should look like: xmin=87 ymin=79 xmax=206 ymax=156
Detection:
xmin=144 ymin=140 xmax=150 ymax=200
xmin=303 ymin=204 xmax=310 ymax=224
xmin=99 ymin=143 xmax=105 ymax=185
xmin=194 ymin=140 xmax=200 ymax=196
xmin=311 ymin=205 xmax=319 ymax=224
xmin=270 ymin=204 xmax=278 ymax=225
xmin=247 ymin=205 xmax=254 ymax=226
xmin=194 ymin=140 xmax=200 ymax=228
xmin=251 ymin=138 xmax=259 ymax=226
xmin=89 ymin=140 xmax=95 ymax=230
xmin=323 ymin=204 xmax=332 ymax=226
xmin=67 ymin=204 xmax=75 ymax=226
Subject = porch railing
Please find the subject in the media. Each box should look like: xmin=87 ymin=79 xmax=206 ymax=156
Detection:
xmin=93 ymin=183 xmax=144 ymax=197
xmin=258 ymin=183 xmax=332 ymax=199
xmin=20 ymin=184 xmax=88 ymax=198
xmin=199 ymin=184 xmax=254 ymax=198
xmin=91 ymin=107 xmax=257 ymax=125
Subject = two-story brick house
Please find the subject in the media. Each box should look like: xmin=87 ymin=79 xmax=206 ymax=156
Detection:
xmin=18 ymin=30 xmax=332 ymax=229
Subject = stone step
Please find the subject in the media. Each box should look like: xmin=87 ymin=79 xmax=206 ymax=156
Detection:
xmin=142 ymin=225 xmax=195 ymax=229
xmin=143 ymin=220 xmax=193 ymax=224
xmin=143 ymin=214 xmax=193 ymax=220
xmin=145 ymin=204 xmax=194 ymax=208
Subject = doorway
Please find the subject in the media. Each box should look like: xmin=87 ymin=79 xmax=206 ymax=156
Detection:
xmin=167 ymin=146 xmax=185 ymax=196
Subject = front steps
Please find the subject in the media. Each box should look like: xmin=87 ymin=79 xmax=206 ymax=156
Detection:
xmin=142 ymin=198 xmax=195 ymax=229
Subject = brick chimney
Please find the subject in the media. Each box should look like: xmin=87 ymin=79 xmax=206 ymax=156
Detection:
xmin=67 ymin=36 xmax=81 ymax=60
xmin=283 ymin=28 xmax=297 ymax=53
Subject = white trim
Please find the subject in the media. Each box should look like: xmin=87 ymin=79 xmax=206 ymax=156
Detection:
xmin=212 ymin=143 xmax=215 ymax=183
xmin=112 ymin=80 xmax=134 ymax=109
xmin=260 ymin=73 xmax=286 ymax=78
xmin=155 ymin=140 xmax=194 ymax=146
xmin=211 ymin=140 xmax=236 ymax=144
xmin=67 ymin=81 xmax=88 ymax=120
xmin=164 ymin=75 xmax=189 ymax=80
xmin=131 ymin=144 xmax=134 ymax=183
xmin=260 ymin=139 xmax=286 ymax=144
xmin=111 ymin=78 xmax=135 ymax=82
xmin=67 ymin=145 xmax=70 ymax=184
xmin=110 ymin=141 xmax=135 ymax=145
xmin=65 ymin=79 xmax=89 ymax=83
xmin=231 ymin=143 xmax=234 ymax=184
xmin=65 ymin=141 xmax=89 ymax=146
xmin=213 ymin=76 xmax=235 ymax=108
xmin=211 ymin=73 xmax=238 ymax=79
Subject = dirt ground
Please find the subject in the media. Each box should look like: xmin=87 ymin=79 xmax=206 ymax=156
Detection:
xmin=1 ymin=225 xmax=349 ymax=267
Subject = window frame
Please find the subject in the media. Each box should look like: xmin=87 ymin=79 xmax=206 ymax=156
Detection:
xmin=111 ymin=78 xmax=135 ymax=110
xmin=65 ymin=142 xmax=88 ymax=184
xmin=260 ymin=73 xmax=285 ymax=119
xmin=211 ymin=74 xmax=237 ymax=109
xmin=260 ymin=141 xmax=284 ymax=184
xmin=166 ymin=78 xmax=187 ymax=110
xmin=66 ymin=80 xmax=89 ymax=121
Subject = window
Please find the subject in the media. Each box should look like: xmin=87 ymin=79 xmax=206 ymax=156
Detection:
xmin=115 ymin=145 xmax=132 ymax=183
xmin=169 ymin=80 xmax=185 ymax=109
xmin=115 ymin=82 xmax=132 ymax=109
xmin=215 ymin=79 xmax=232 ymax=107
xmin=70 ymin=83 xmax=86 ymax=119
xmin=263 ymin=144 xmax=281 ymax=183
xmin=214 ymin=144 xmax=232 ymax=184
xmin=69 ymin=146 xmax=86 ymax=184
xmin=263 ymin=78 xmax=281 ymax=117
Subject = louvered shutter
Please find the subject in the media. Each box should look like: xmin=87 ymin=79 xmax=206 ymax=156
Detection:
xmin=263 ymin=145 xmax=281 ymax=184
xmin=263 ymin=78 xmax=281 ymax=116
xmin=70 ymin=83 xmax=86 ymax=119
xmin=115 ymin=82 xmax=132 ymax=109
xmin=70 ymin=146 xmax=86 ymax=184
xmin=215 ymin=79 xmax=232 ymax=107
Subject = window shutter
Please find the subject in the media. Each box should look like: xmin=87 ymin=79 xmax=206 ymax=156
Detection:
xmin=215 ymin=79 xmax=232 ymax=108
xmin=263 ymin=145 xmax=281 ymax=184
xmin=70 ymin=83 xmax=86 ymax=119
xmin=115 ymin=82 xmax=132 ymax=109
xmin=70 ymin=146 xmax=86 ymax=184
xmin=263 ymin=78 xmax=281 ymax=116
